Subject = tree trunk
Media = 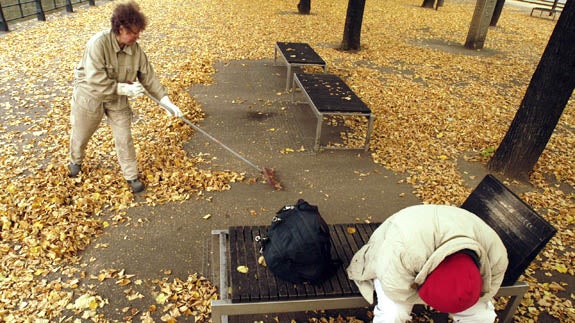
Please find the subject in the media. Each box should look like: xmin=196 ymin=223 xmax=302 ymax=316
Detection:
xmin=436 ymin=0 xmax=445 ymax=10
xmin=298 ymin=0 xmax=311 ymax=14
xmin=488 ymin=0 xmax=575 ymax=181
xmin=421 ymin=0 xmax=435 ymax=9
xmin=490 ymin=0 xmax=505 ymax=26
xmin=464 ymin=0 xmax=497 ymax=49
xmin=341 ymin=0 xmax=367 ymax=51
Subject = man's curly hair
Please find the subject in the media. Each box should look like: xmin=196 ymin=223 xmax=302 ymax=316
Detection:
xmin=110 ymin=1 xmax=147 ymax=34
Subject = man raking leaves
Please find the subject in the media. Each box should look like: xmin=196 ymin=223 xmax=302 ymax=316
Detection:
xmin=68 ymin=0 xmax=281 ymax=192
xmin=68 ymin=0 xmax=183 ymax=193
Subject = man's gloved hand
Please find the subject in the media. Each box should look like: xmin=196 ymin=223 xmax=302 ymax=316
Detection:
xmin=116 ymin=82 xmax=145 ymax=97
xmin=160 ymin=96 xmax=183 ymax=117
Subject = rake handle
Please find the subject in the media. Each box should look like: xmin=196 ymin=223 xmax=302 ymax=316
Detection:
xmin=145 ymin=92 xmax=263 ymax=172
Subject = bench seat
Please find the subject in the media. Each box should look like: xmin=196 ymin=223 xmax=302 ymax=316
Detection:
xmin=292 ymin=72 xmax=374 ymax=151
xmin=274 ymin=42 xmax=327 ymax=91
xmin=211 ymin=224 xmax=528 ymax=323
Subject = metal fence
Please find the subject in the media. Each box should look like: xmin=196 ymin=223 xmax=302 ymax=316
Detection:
xmin=0 ymin=0 xmax=96 ymax=32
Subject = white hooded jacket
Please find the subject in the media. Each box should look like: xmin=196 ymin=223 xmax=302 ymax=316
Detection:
xmin=346 ymin=205 xmax=508 ymax=305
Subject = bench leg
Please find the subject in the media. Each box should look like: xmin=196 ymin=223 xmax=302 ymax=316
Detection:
xmin=292 ymin=74 xmax=298 ymax=99
xmin=494 ymin=281 xmax=529 ymax=323
xmin=286 ymin=65 xmax=292 ymax=92
xmin=314 ymin=114 xmax=323 ymax=151
xmin=211 ymin=300 xmax=230 ymax=323
xmin=211 ymin=230 xmax=230 ymax=323
xmin=498 ymin=294 xmax=524 ymax=323
xmin=364 ymin=114 xmax=374 ymax=152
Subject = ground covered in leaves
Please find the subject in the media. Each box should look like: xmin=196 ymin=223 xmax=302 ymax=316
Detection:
xmin=0 ymin=0 xmax=573 ymax=321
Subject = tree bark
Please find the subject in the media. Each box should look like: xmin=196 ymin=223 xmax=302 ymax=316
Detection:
xmin=464 ymin=0 xmax=497 ymax=49
xmin=298 ymin=0 xmax=311 ymax=14
xmin=488 ymin=0 xmax=575 ymax=181
xmin=490 ymin=0 xmax=505 ymax=26
xmin=421 ymin=0 xmax=435 ymax=8
xmin=436 ymin=0 xmax=445 ymax=10
xmin=341 ymin=0 xmax=367 ymax=51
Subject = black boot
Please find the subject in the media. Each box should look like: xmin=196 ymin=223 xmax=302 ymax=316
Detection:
xmin=68 ymin=163 xmax=81 ymax=178
xmin=127 ymin=179 xmax=145 ymax=193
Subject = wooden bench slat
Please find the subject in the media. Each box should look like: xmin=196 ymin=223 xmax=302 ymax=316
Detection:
xmin=244 ymin=226 xmax=264 ymax=301
xmin=229 ymin=227 xmax=243 ymax=302
xmin=333 ymin=225 xmax=364 ymax=295
xmin=251 ymin=226 xmax=272 ymax=301
xmin=326 ymin=226 xmax=355 ymax=296
xmin=239 ymin=226 xmax=256 ymax=301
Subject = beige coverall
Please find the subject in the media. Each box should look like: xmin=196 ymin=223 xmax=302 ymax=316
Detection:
xmin=70 ymin=30 xmax=167 ymax=180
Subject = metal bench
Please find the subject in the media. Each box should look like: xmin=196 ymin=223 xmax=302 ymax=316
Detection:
xmin=211 ymin=224 xmax=528 ymax=323
xmin=531 ymin=7 xmax=562 ymax=20
xmin=291 ymin=72 xmax=374 ymax=151
xmin=274 ymin=42 xmax=327 ymax=92
xmin=210 ymin=175 xmax=556 ymax=323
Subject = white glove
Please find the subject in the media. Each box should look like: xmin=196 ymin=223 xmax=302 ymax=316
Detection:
xmin=160 ymin=96 xmax=183 ymax=117
xmin=116 ymin=82 xmax=145 ymax=97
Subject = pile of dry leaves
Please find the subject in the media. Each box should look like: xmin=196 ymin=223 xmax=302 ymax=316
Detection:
xmin=0 ymin=0 xmax=573 ymax=321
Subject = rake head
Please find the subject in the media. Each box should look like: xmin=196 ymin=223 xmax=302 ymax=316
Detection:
xmin=261 ymin=168 xmax=283 ymax=190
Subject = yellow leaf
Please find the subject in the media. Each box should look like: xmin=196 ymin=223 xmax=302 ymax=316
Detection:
xmin=236 ymin=265 xmax=249 ymax=274
xmin=555 ymin=264 xmax=568 ymax=273
xmin=116 ymin=278 xmax=131 ymax=286
xmin=258 ymin=256 xmax=266 ymax=266
xmin=156 ymin=292 xmax=168 ymax=304
xmin=89 ymin=299 xmax=99 ymax=310
xmin=6 ymin=184 xmax=17 ymax=194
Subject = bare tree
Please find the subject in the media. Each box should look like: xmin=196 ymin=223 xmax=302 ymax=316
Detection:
xmin=465 ymin=0 xmax=497 ymax=49
xmin=341 ymin=0 xmax=367 ymax=50
xmin=421 ymin=0 xmax=435 ymax=8
xmin=488 ymin=0 xmax=575 ymax=181
xmin=490 ymin=0 xmax=505 ymax=26
xmin=298 ymin=0 xmax=311 ymax=14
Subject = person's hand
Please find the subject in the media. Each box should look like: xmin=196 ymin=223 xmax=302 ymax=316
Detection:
xmin=160 ymin=96 xmax=183 ymax=117
xmin=116 ymin=82 xmax=145 ymax=97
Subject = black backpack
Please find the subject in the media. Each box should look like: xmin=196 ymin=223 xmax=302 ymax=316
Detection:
xmin=259 ymin=199 xmax=339 ymax=284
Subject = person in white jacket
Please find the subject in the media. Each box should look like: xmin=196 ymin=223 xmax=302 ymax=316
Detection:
xmin=68 ymin=0 xmax=183 ymax=193
xmin=347 ymin=204 xmax=508 ymax=323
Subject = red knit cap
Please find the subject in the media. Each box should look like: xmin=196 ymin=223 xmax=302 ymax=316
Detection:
xmin=418 ymin=252 xmax=482 ymax=313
